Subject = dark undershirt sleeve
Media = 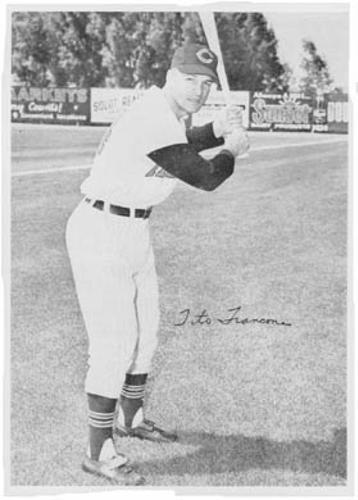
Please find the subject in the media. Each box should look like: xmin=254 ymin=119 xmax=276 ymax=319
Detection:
xmin=186 ymin=122 xmax=225 ymax=152
xmin=147 ymin=143 xmax=234 ymax=191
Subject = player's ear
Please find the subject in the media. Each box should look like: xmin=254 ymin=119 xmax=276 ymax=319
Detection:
xmin=165 ymin=68 xmax=175 ymax=84
xmin=165 ymin=68 xmax=181 ymax=91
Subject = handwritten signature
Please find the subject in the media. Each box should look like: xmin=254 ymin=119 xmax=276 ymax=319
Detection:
xmin=174 ymin=306 xmax=292 ymax=327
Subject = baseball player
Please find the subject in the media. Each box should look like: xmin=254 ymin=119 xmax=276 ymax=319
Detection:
xmin=66 ymin=42 xmax=249 ymax=485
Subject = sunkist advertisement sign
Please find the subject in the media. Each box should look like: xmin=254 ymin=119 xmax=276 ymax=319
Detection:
xmin=250 ymin=92 xmax=313 ymax=131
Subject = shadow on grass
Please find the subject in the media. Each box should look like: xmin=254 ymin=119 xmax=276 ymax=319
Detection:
xmin=140 ymin=427 xmax=346 ymax=479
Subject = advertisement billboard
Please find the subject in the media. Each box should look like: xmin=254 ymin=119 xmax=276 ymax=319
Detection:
xmin=191 ymin=89 xmax=250 ymax=128
xmin=326 ymin=94 xmax=348 ymax=133
xmin=249 ymin=92 xmax=313 ymax=132
xmin=11 ymin=87 xmax=90 ymax=124
xmin=90 ymin=88 xmax=144 ymax=124
xmin=11 ymin=86 xmax=348 ymax=134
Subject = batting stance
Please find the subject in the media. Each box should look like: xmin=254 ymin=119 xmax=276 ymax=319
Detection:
xmin=66 ymin=42 xmax=249 ymax=485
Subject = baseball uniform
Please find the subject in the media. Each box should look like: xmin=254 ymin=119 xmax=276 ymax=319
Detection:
xmin=65 ymin=41 xmax=244 ymax=484
xmin=66 ymin=85 xmax=233 ymax=398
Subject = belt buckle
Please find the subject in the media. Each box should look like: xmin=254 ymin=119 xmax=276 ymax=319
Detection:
xmin=135 ymin=208 xmax=149 ymax=219
xmin=85 ymin=197 xmax=100 ymax=209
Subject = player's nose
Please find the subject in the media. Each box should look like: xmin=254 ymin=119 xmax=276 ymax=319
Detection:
xmin=193 ymin=85 xmax=205 ymax=100
xmin=191 ymin=80 xmax=205 ymax=95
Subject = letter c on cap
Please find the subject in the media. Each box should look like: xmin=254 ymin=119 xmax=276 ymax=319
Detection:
xmin=196 ymin=48 xmax=214 ymax=65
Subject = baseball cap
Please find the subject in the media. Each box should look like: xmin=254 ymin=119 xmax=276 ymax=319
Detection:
xmin=171 ymin=43 xmax=219 ymax=84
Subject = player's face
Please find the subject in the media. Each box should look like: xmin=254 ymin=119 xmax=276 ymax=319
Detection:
xmin=170 ymin=69 xmax=214 ymax=114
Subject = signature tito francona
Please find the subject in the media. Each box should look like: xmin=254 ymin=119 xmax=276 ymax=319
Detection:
xmin=174 ymin=306 xmax=292 ymax=327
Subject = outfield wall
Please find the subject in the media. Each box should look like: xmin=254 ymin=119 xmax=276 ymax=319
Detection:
xmin=11 ymin=86 xmax=348 ymax=133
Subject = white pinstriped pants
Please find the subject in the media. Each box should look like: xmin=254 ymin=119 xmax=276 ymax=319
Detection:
xmin=66 ymin=199 xmax=159 ymax=398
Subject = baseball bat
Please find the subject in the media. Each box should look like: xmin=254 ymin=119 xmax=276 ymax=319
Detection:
xmin=199 ymin=11 xmax=232 ymax=106
xmin=199 ymin=11 xmax=249 ymax=157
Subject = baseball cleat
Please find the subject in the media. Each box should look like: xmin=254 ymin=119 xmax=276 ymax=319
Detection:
xmin=82 ymin=455 xmax=145 ymax=486
xmin=82 ymin=438 xmax=145 ymax=485
xmin=115 ymin=419 xmax=178 ymax=443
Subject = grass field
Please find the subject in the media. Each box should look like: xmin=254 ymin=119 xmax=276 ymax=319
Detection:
xmin=9 ymin=124 xmax=348 ymax=491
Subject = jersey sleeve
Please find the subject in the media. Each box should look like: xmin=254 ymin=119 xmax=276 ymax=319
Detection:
xmin=147 ymin=143 xmax=234 ymax=191
xmin=185 ymin=122 xmax=225 ymax=152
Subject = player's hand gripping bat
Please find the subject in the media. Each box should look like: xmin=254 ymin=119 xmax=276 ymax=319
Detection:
xmin=199 ymin=11 xmax=249 ymax=158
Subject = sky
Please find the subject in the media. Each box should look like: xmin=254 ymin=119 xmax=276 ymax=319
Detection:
xmin=264 ymin=11 xmax=349 ymax=91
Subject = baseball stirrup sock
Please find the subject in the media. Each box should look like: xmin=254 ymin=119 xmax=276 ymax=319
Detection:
xmin=87 ymin=393 xmax=117 ymax=460
xmin=120 ymin=373 xmax=148 ymax=428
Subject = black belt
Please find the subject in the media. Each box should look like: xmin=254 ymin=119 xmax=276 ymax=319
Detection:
xmin=85 ymin=198 xmax=152 ymax=219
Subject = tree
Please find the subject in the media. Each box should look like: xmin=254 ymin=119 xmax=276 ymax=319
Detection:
xmin=278 ymin=62 xmax=294 ymax=92
xmin=12 ymin=12 xmax=54 ymax=86
xmin=181 ymin=12 xmax=205 ymax=44
xmin=12 ymin=12 xmax=109 ymax=87
xmin=213 ymin=13 xmax=287 ymax=92
xmin=101 ymin=12 xmax=184 ymax=88
xmin=142 ymin=13 xmax=184 ymax=86
xmin=47 ymin=12 xmax=108 ymax=87
xmin=11 ymin=10 xmax=288 ymax=91
xmin=299 ymin=39 xmax=332 ymax=97
xmin=330 ymin=87 xmax=347 ymax=97
xmin=100 ymin=14 xmax=137 ymax=88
